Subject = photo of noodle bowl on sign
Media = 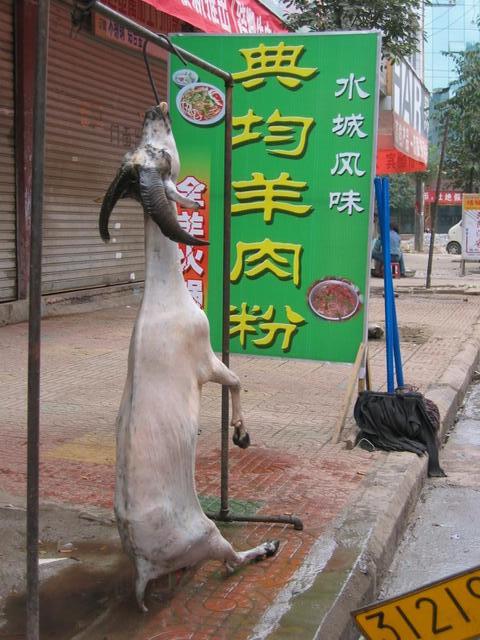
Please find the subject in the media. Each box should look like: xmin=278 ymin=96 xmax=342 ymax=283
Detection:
xmin=176 ymin=82 xmax=225 ymax=126
xmin=307 ymin=278 xmax=363 ymax=322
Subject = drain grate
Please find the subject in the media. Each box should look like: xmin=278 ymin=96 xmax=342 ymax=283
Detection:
xmin=198 ymin=495 xmax=263 ymax=516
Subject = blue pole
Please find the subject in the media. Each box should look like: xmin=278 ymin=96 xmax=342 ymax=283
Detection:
xmin=378 ymin=178 xmax=395 ymax=393
xmin=383 ymin=180 xmax=405 ymax=389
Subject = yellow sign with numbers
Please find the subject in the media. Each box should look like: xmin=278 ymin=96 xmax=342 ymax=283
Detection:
xmin=353 ymin=565 xmax=480 ymax=640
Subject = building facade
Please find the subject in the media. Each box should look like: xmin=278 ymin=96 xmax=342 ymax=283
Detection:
xmin=424 ymin=0 xmax=480 ymax=93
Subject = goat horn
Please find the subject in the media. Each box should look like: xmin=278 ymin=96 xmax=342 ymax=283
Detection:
xmin=99 ymin=167 xmax=132 ymax=242
xmin=139 ymin=167 xmax=209 ymax=247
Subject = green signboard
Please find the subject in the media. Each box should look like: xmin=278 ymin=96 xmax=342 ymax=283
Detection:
xmin=169 ymin=32 xmax=380 ymax=363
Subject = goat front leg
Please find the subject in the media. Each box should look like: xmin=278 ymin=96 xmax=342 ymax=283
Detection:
xmin=208 ymin=356 xmax=250 ymax=449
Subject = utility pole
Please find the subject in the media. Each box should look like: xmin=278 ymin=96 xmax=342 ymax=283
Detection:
xmin=414 ymin=174 xmax=424 ymax=252
xmin=426 ymin=114 xmax=449 ymax=289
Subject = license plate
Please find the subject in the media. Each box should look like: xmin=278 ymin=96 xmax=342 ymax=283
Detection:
xmin=353 ymin=565 xmax=480 ymax=640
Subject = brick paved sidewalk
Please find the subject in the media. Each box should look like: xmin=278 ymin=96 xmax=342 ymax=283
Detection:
xmin=1 ymin=290 xmax=479 ymax=639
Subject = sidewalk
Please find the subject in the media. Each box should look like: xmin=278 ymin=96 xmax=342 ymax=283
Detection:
xmin=1 ymin=269 xmax=479 ymax=638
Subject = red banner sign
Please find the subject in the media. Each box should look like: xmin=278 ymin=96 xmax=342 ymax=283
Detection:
xmin=424 ymin=190 xmax=463 ymax=205
xmin=143 ymin=0 xmax=286 ymax=33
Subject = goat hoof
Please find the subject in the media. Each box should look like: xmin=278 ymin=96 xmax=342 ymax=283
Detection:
xmin=255 ymin=540 xmax=280 ymax=562
xmin=264 ymin=539 xmax=280 ymax=558
xmin=233 ymin=429 xmax=250 ymax=449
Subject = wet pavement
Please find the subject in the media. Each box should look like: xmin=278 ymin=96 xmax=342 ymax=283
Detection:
xmin=1 ymin=277 xmax=480 ymax=638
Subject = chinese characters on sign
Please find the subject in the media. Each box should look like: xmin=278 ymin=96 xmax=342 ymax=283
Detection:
xmin=177 ymin=0 xmax=284 ymax=33
xmin=170 ymin=33 xmax=379 ymax=362
xmin=424 ymin=190 xmax=463 ymax=205
xmin=329 ymin=79 xmax=369 ymax=218
xmin=227 ymin=41 xmax=316 ymax=352
xmin=93 ymin=0 xmax=181 ymax=57
xmin=177 ymin=176 xmax=209 ymax=307
xmin=462 ymin=194 xmax=480 ymax=261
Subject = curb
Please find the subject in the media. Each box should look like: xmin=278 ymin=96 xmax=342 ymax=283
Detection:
xmin=255 ymin=321 xmax=480 ymax=640
xmin=0 ymin=283 xmax=143 ymax=327
xmin=370 ymin=284 xmax=480 ymax=297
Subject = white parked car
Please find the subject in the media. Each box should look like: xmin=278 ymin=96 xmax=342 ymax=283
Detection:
xmin=446 ymin=220 xmax=462 ymax=254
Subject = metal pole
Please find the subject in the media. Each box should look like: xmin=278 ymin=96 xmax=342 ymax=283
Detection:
xmin=27 ymin=1 xmax=49 ymax=638
xmin=414 ymin=174 xmax=424 ymax=252
xmin=220 ymin=81 xmax=233 ymax=518
xmin=78 ymin=2 xmax=303 ymax=530
xmin=426 ymin=115 xmax=449 ymax=289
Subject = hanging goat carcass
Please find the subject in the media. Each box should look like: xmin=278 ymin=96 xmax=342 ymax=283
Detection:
xmin=99 ymin=102 xmax=279 ymax=612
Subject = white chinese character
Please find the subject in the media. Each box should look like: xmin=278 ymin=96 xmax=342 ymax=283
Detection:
xmin=332 ymin=114 xmax=368 ymax=139
xmin=187 ymin=279 xmax=203 ymax=306
xmin=205 ymin=0 xmax=219 ymax=24
xmin=178 ymin=211 xmax=205 ymax=238
xmin=335 ymin=73 xmax=370 ymax=100
xmin=329 ymin=191 xmax=364 ymax=216
xmin=180 ymin=245 xmax=205 ymax=275
xmin=234 ymin=0 xmax=248 ymax=32
xmin=177 ymin=176 xmax=207 ymax=208
xmin=331 ymin=152 xmax=365 ymax=177
xmin=454 ymin=193 xmax=462 ymax=202
xmin=217 ymin=0 xmax=231 ymax=31
xmin=246 ymin=6 xmax=256 ymax=32
xmin=193 ymin=0 xmax=207 ymax=17
xmin=445 ymin=192 xmax=452 ymax=202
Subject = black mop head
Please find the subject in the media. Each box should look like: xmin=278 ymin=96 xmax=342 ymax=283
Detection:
xmin=354 ymin=388 xmax=446 ymax=477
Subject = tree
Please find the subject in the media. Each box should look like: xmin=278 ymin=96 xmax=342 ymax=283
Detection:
xmin=387 ymin=173 xmax=416 ymax=209
xmin=416 ymin=145 xmax=440 ymax=190
xmin=435 ymin=45 xmax=480 ymax=193
xmin=284 ymin=0 xmax=422 ymax=60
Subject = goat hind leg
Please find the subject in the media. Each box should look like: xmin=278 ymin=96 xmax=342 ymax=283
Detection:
xmin=208 ymin=355 xmax=250 ymax=449
xmin=222 ymin=539 xmax=280 ymax=574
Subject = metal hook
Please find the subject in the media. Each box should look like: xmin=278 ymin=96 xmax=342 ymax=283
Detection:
xmin=143 ymin=33 xmax=189 ymax=104
xmin=142 ymin=39 xmax=160 ymax=104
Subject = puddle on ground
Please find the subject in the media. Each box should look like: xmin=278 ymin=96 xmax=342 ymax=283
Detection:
xmin=0 ymin=541 xmax=137 ymax=640
xmin=0 ymin=540 xmax=204 ymax=640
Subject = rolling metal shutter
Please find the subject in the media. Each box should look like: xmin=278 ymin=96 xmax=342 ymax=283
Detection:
xmin=42 ymin=0 xmax=167 ymax=294
xmin=0 ymin=0 xmax=17 ymax=301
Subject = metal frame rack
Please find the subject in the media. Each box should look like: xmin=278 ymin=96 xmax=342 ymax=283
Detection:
xmin=26 ymin=3 xmax=302 ymax=636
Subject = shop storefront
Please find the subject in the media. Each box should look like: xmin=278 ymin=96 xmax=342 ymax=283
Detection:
xmin=41 ymin=0 xmax=171 ymax=293
xmin=6 ymin=0 xmax=284 ymax=304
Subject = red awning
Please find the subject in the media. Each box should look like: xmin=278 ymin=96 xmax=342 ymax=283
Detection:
xmin=142 ymin=0 xmax=286 ymax=33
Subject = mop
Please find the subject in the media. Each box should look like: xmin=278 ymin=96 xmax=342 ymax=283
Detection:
xmin=354 ymin=177 xmax=446 ymax=477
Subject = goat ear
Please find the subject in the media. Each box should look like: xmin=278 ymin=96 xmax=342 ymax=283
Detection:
xmin=99 ymin=167 xmax=132 ymax=242
xmin=139 ymin=167 xmax=209 ymax=247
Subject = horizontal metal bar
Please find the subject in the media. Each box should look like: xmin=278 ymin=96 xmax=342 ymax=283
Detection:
xmin=93 ymin=1 xmax=233 ymax=84
xmin=206 ymin=511 xmax=304 ymax=531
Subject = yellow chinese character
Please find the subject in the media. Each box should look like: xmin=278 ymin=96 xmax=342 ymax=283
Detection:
xmin=230 ymin=303 xmax=274 ymax=348
xmin=230 ymin=303 xmax=305 ymax=351
xmin=265 ymin=109 xmax=314 ymax=157
xmin=232 ymin=109 xmax=264 ymax=147
xmin=232 ymin=42 xmax=317 ymax=90
xmin=254 ymin=305 xmax=305 ymax=351
xmin=230 ymin=238 xmax=303 ymax=286
xmin=232 ymin=172 xmax=312 ymax=223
